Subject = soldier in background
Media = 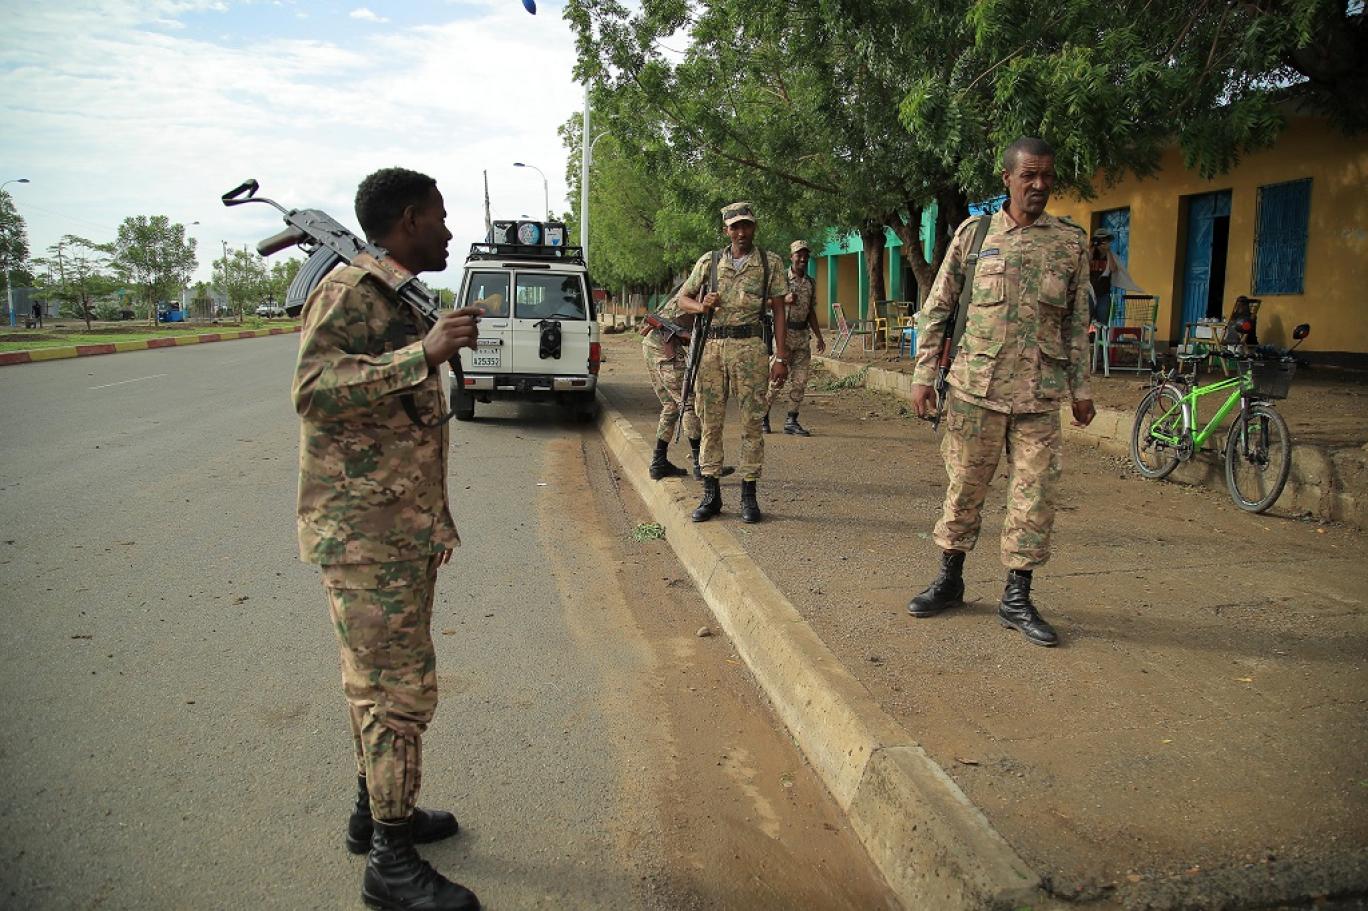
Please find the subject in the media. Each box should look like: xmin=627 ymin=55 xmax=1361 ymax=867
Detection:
xmin=639 ymin=295 xmax=700 ymax=479
xmin=907 ymin=137 xmax=1096 ymax=648
xmin=764 ymin=239 xmax=826 ymax=436
xmin=294 ymin=167 xmax=482 ymax=910
xmin=677 ymin=201 xmax=791 ymax=524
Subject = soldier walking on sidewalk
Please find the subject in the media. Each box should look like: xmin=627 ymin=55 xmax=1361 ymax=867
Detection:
xmin=678 ymin=201 xmax=791 ymax=524
xmin=907 ymin=137 xmax=1096 ymax=647
xmin=764 ymin=239 xmax=826 ymax=436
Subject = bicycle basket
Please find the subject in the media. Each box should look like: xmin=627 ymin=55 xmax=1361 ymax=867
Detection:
xmin=1246 ymin=356 xmax=1296 ymax=399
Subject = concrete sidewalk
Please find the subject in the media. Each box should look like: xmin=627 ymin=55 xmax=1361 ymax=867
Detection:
xmin=595 ymin=331 xmax=1368 ymax=910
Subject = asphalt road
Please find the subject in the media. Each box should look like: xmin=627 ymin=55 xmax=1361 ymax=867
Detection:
xmin=0 ymin=338 xmax=893 ymax=910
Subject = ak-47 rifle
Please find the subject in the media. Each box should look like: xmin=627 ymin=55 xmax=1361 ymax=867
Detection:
xmin=220 ymin=179 xmax=465 ymax=426
xmin=675 ymin=250 xmax=723 ymax=442
xmin=929 ymin=215 xmax=993 ymax=431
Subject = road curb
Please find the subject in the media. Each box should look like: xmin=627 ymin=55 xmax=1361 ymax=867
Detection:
xmin=815 ymin=356 xmax=1365 ymax=528
xmin=0 ymin=325 xmax=301 ymax=367
xmin=595 ymin=390 xmax=1042 ymax=911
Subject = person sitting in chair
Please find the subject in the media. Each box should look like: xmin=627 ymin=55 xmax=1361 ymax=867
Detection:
xmin=1223 ymin=295 xmax=1259 ymax=348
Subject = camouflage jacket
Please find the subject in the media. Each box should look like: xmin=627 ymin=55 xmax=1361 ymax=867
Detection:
xmin=783 ymin=271 xmax=816 ymax=349
xmin=913 ymin=208 xmax=1093 ymax=413
xmin=680 ymin=247 xmax=791 ymax=329
xmin=292 ymin=265 xmax=460 ymax=565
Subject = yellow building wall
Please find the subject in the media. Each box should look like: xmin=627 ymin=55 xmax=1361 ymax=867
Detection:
xmin=1051 ymin=116 xmax=1368 ymax=354
xmin=835 ymin=255 xmax=861 ymax=322
xmin=812 ymin=258 xmax=831 ymax=329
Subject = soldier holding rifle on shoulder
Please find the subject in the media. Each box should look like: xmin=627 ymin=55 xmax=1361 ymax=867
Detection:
xmin=677 ymin=201 xmax=791 ymax=524
xmin=907 ymin=138 xmax=1095 ymax=648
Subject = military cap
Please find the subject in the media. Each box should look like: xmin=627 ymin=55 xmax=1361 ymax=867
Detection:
xmin=790 ymin=239 xmax=811 ymax=254
xmin=721 ymin=201 xmax=756 ymax=225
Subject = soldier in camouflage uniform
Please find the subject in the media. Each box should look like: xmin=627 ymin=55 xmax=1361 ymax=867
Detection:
xmin=677 ymin=201 xmax=791 ymax=524
xmin=764 ymin=239 xmax=826 ymax=436
xmin=639 ymin=294 xmax=701 ymax=480
xmin=294 ymin=167 xmax=481 ymax=910
xmin=907 ymin=138 xmax=1096 ymax=648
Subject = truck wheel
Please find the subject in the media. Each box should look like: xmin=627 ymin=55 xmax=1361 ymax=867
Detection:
xmin=570 ymin=393 xmax=598 ymax=423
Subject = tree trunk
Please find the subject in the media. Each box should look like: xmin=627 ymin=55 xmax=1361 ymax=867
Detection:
xmin=82 ymin=293 xmax=92 ymax=331
xmin=859 ymin=223 xmax=887 ymax=320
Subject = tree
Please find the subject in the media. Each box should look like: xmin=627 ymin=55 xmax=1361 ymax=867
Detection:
xmin=0 ymin=190 xmax=30 ymax=323
xmin=566 ymin=0 xmax=1365 ymax=311
xmin=32 ymin=236 xmax=115 ymax=330
xmin=213 ymin=247 xmax=268 ymax=321
xmin=109 ymin=216 xmax=197 ymax=325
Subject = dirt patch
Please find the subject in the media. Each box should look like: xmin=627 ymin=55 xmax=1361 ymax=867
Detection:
xmin=599 ymin=330 xmax=1368 ymax=908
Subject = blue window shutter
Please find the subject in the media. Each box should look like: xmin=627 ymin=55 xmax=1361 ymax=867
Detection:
xmin=1254 ymin=179 xmax=1311 ymax=294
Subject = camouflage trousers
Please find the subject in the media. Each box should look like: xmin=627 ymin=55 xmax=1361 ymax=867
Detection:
xmin=933 ymin=394 xmax=1062 ymax=570
xmin=696 ymin=336 xmax=768 ymax=480
xmin=643 ymin=334 xmax=700 ymax=442
xmin=322 ymin=556 xmax=440 ymax=821
xmin=767 ymin=333 xmax=813 ymax=410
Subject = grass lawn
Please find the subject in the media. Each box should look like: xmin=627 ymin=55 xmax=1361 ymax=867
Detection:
xmin=0 ymin=321 xmax=296 ymax=352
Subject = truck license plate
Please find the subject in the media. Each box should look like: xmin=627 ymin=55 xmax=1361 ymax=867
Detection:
xmin=472 ymin=345 xmax=501 ymax=368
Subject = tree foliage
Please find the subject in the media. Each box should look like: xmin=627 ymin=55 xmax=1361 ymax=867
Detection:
xmin=31 ymin=235 xmax=116 ymax=330
xmin=566 ymin=0 xmax=1365 ymax=308
xmin=213 ymin=247 xmax=269 ymax=320
xmin=110 ymin=216 xmax=198 ymax=324
xmin=0 ymin=190 xmax=30 ymax=297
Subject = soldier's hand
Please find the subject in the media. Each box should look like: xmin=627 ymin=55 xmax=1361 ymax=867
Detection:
xmin=910 ymin=383 xmax=937 ymax=418
xmin=770 ymin=361 xmax=789 ymax=386
xmin=1071 ymin=398 xmax=1096 ymax=427
xmin=702 ymin=292 xmax=720 ymax=311
xmin=785 ymin=292 xmax=795 ymax=305
xmin=815 ymin=335 xmax=827 ymax=354
xmin=423 ymin=307 xmax=482 ymax=367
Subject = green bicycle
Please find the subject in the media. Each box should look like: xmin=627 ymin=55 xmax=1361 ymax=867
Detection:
xmin=1129 ymin=323 xmax=1310 ymax=513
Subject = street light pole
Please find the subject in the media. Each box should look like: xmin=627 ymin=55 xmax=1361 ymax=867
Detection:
xmin=512 ymin=162 xmax=549 ymax=220
xmin=2 ymin=177 xmax=31 ymax=328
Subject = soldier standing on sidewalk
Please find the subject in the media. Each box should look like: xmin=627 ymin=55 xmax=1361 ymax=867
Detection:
xmin=294 ymin=167 xmax=482 ymax=910
xmin=640 ymin=294 xmax=700 ymax=480
xmin=763 ymin=239 xmax=826 ymax=436
xmin=678 ymin=201 xmax=791 ymax=524
xmin=907 ymin=137 xmax=1096 ymax=647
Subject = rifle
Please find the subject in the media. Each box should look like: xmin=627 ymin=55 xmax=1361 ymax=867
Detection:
xmin=674 ymin=250 xmax=722 ymax=442
xmin=930 ymin=215 xmax=993 ymax=431
xmin=220 ymin=179 xmax=465 ymax=426
xmin=642 ymin=310 xmax=693 ymax=359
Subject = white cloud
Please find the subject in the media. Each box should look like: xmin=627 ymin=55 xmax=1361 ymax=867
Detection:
xmin=348 ymin=8 xmax=389 ymax=23
xmin=0 ymin=1 xmax=580 ymax=291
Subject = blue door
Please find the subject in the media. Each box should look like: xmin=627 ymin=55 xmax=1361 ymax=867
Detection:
xmin=1181 ymin=191 xmax=1232 ymax=328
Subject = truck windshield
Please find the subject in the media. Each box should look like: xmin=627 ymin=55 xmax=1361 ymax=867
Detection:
xmin=515 ymin=273 xmax=586 ymax=321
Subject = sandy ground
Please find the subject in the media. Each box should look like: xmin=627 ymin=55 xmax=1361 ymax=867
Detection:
xmin=598 ymin=329 xmax=1368 ymax=909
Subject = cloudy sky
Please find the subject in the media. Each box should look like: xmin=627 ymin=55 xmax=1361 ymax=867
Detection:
xmin=1 ymin=0 xmax=582 ymax=291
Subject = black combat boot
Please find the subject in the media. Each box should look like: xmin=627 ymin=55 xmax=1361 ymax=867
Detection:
xmin=362 ymin=818 xmax=480 ymax=911
xmin=907 ymin=550 xmax=966 ymax=617
xmin=998 ymin=570 xmax=1058 ymax=647
xmin=740 ymin=479 xmax=762 ymax=524
xmin=783 ymin=411 xmax=811 ymax=436
xmin=648 ymin=438 xmax=688 ymax=480
xmin=347 ymin=776 xmax=459 ymax=855
xmin=692 ymin=476 xmax=722 ymax=522
xmin=761 ymin=411 xmax=772 ymax=434
xmin=689 ymin=437 xmax=704 ymax=481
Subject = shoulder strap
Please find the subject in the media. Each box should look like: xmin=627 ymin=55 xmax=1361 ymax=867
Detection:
xmin=757 ymin=247 xmax=770 ymax=322
xmin=710 ymin=248 xmax=722 ymax=295
xmin=951 ymin=214 xmax=995 ymax=352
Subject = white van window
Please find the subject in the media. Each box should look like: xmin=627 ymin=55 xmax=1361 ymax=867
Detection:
xmin=515 ymin=273 xmax=587 ymax=321
xmin=465 ymin=271 xmax=510 ymax=318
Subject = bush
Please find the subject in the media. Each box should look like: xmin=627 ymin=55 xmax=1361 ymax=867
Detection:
xmin=93 ymin=301 xmax=123 ymax=321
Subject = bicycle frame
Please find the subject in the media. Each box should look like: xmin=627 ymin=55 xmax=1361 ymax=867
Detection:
xmin=1147 ymin=371 xmax=1252 ymax=452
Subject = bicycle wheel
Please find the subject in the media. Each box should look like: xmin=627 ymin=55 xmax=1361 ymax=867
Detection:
xmin=1130 ymin=385 xmax=1184 ymax=479
xmin=1225 ymin=402 xmax=1292 ymax=513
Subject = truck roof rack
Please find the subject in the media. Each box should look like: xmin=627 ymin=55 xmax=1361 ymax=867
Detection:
xmin=467 ymin=243 xmax=585 ymax=265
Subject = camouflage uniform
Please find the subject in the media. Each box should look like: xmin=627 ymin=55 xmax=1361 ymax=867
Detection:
xmin=641 ymin=296 xmax=701 ymax=442
xmin=913 ymin=208 xmax=1092 ymax=569
xmin=768 ymin=267 xmax=816 ymax=410
xmin=293 ymin=262 xmax=459 ymax=821
xmin=680 ymin=246 xmax=790 ymax=480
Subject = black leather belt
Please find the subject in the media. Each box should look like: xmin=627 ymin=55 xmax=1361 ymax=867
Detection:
xmin=786 ymin=319 xmax=809 ymax=330
xmin=707 ymin=324 xmax=761 ymax=339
